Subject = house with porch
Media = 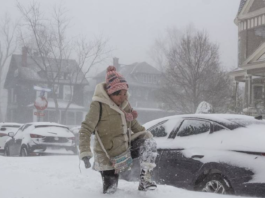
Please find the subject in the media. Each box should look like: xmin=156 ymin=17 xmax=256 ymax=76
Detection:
xmin=4 ymin=48 xmax=88 ymax=125
xmin=230 ymin=0 xmax=265 ymax=116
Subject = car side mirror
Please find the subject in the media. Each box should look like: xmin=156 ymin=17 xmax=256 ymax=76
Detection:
xmin=8 ymin=132 xmax=15 ymax=137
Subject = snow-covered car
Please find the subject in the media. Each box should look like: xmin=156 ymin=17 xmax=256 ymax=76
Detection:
xmin=122 ymin=114 xmax=265 ymax=197
xmin=4 ymin=122 xmax=77 ymax=156
xmin=0 ymin=123 xmax=22 ymax=153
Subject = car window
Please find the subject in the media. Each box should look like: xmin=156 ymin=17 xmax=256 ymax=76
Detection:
xmin=148 ymin=120 xmax=168 ymax=137
xmin=212 ymin=123 xmax=226 ymax=133
xmin=22 ymin=124 xmax=32 ymax=131
xmin=177 ymin=120 xmax=210 ymax=137
xmin=147 ymin=118 xmax=182 ymax=138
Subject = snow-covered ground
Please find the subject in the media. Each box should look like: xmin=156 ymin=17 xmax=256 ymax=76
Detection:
xmin=0 ymin=155 xmax=254 ymax=198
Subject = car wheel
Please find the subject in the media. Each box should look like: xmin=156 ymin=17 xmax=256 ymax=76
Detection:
xmin=20 ymin=147 xmax=29 ymax=157
xmin=196 ymin=174 xmax=233 ymax=194
xmin=4 ymin=145 xmax=10 ymax=156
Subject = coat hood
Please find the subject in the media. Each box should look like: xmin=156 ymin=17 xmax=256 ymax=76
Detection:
xmin=92 ymin=82 xmax=129 ymax=110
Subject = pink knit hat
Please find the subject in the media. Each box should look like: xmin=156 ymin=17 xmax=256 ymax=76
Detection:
xmin=106 ymin=66 xmax=128 ymax=95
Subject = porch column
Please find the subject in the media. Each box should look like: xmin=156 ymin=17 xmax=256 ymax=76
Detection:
xmin=247 ymin=75 xmax=253 ymax=107
xmin=244 ymin=77 xmax=249 ymax=108
xmin=233 ymin=81 xmax=239 ymax=109
xmin=263 ymin=79 xmax=265 ymax=109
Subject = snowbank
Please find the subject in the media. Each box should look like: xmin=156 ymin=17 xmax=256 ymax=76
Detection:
xmin=0 ymin=156 xmax=252 ymax=198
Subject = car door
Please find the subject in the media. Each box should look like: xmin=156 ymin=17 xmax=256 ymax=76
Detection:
xmin=8 ymin=124 xmax=31 ymax=156
xmin=0 ymin=125 xmax=21 ymax=151
xmin=158 ymin=119 xmax=211 ymax=188
xmin=146 ymin=118 xmax=183 ymax=183
xmin=0 ymin=126 xmax=7 ymax=150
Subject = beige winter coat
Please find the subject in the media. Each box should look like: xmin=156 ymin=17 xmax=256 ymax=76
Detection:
xmin=79 ymin=82 xmax=151 ymax=171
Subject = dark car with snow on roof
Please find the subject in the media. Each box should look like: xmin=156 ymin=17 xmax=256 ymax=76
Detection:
xmin=4 ymin=122 xmax=77 ymax=156
xmin=121 ymin=114 xmax=265 ymax=197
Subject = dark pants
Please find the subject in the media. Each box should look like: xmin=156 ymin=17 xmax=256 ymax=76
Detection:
xmin=100 ymin=138 xmax=145 ymax=194
xmin=100 ymin=170 xmax=119 ymax=194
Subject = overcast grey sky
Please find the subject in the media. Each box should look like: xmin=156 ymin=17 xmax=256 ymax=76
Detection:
xmin=0 ymin=0 xmax=240 ymax=73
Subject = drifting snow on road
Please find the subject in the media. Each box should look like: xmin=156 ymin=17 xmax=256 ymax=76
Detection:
xmin=0 ymin=156 xmax=253 ymax=198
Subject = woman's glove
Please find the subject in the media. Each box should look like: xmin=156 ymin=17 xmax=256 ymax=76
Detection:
xmin=82 ymin=156 xmax=91 ymax=168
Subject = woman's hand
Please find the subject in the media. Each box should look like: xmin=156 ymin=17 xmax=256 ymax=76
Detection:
xmin=82 ymin=156 xmax=91 ymax=168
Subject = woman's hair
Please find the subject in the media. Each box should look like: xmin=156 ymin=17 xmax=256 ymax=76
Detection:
xmin=111 ymin=90 xmax=121 ymax=96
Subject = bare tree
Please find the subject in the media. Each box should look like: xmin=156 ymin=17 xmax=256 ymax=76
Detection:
xmin=151 ymin=27 xmax=231 ymax=113
xmin=0 ymin=15 xmax=17 ymax=122
xmin=17 ymin=2 xmax=110 ymax=123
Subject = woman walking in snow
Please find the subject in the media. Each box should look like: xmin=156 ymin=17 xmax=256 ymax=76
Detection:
xmin=79 ymin=66 xmax=157 ymax=194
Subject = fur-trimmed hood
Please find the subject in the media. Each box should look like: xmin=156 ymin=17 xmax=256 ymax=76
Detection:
xmin=92 ymin=82 xmax=129 ymax=110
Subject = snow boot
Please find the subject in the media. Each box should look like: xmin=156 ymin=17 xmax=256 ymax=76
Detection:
xmin=138 ymin=169 xmax=157 ymax=191
xmin=100 ymin=170 xmax=119 ymax=194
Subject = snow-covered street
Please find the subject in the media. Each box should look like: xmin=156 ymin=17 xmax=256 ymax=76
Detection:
xmin=0 ymin=155 xmax=253 ymax=198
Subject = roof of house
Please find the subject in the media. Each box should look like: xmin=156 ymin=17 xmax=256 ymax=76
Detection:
xmin=238 ymin=0 xmax=248 ymax=14
xmin=94 ymin=62 xmax=160 ymax=87
xmin=13 ymin=54 xmax=78 ymax=73
xmin=4 ymin=54 xmax=88 ymax=88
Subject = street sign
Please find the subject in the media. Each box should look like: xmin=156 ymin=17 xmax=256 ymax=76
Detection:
xmin=34 ymin=97 xmax=48 ymax=111
xmin=34 ymin=112 xmax=45 ymax=117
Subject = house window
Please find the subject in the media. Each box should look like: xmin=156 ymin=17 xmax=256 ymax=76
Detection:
xmin=10 ymin=88 xmax=17 ymax=103
xmin=254 ymin=86 xmax=263 ymax=100
xmin=57 ymin=73 xmax=64 ymax=80
xmin=43 ymin=110 xmax=57 ymax=122
xmin=64 ymin=73 xmax=70 ymax=80
xmin=47 ymin=72 xmax=54 ymax=79
xmin=53 ymin=84 xmax=60 ymax=97
xmin=66 ymin=111 xmax=75 ymax=125
xmin=49 ymin=111 xmax=57 ymax=122
xmin=63 ymin=85 xmax=73 ymax=101
xmin=76 ymin=112 xmax=83 ymax=124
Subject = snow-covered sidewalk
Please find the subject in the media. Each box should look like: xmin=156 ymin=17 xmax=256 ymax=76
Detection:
xmin=0 ymin=156 xmax=253 ymax=198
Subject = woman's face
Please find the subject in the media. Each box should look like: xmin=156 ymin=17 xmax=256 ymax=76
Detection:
xmin=110 ymin=89 xmax=127 ymax=106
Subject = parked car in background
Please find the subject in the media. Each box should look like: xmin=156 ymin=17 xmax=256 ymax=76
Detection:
xmin=0 ymin=123 xmax=22 ymax=154
xmin=4 ymin=122 xmax=77 ymax=156
xmin=121 ymin=114 xmax=265 ymax=197
xmin=70 ymin=126 xmax=81 ymax=146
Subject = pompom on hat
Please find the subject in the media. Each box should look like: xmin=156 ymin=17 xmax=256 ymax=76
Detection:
xmin=105 ymin=66 xmax=128 ymax=95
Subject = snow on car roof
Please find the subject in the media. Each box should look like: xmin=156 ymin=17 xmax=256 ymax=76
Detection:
xmin=26 ymin=122 xmax=68 ymax=128
xmin=0 ymin=122 xmax=23 ymax=125
xmin=144 ymin=114 xmax=257 ymax=129
xmin=0 ymin=122 xmax=23 ymax=127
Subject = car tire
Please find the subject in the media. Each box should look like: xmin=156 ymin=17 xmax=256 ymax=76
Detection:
xmin=4 ymin=145 xmax=10 ymax=156
xmin=20 ymin=146 xmax=29 ymax=157
xmin=196 ymin=174 xmax=233 ymax=194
